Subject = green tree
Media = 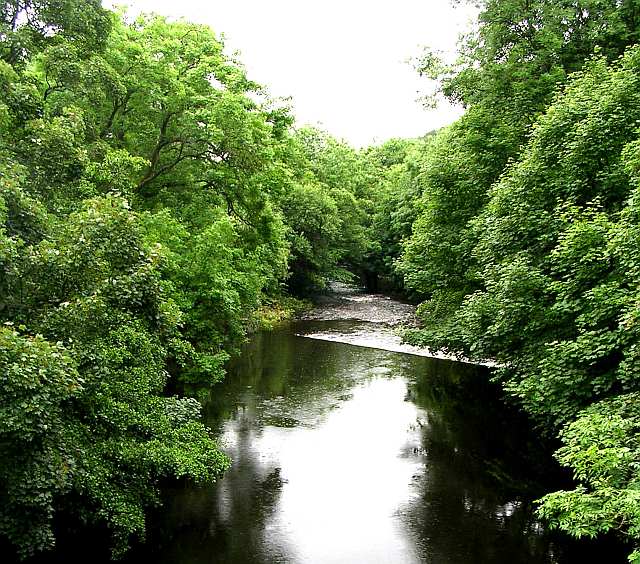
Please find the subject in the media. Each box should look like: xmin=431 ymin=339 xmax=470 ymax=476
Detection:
xmin=0 ymin=0 xmax=111 ymax=68
xmin=284 ymin=127 xmax=372 ymax=291
xmin=413 ymin=47 xmax=640 ymax=557
xmin=0 ymin=174 xmax=229 ymax=557
xmin=0 ymin=6 xmax=294 ymax=557
xmin=403 ymin=0 xmax=640 ymax=332
xmin=363 ymin=136 xmax=428 ymax=290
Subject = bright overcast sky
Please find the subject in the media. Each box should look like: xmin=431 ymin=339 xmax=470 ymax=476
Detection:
xmin=105 ymin=0 xmax=476 ymax=147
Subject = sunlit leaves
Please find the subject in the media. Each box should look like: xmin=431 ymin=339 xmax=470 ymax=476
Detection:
xmin=538 ymin=394 xmax=640 ymax=553
xmin=0 ymin=328 xmax=79 ymax=557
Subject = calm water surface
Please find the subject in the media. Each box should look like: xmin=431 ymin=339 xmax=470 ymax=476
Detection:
xmin=125 ymin=285 xmax=626 ymax=563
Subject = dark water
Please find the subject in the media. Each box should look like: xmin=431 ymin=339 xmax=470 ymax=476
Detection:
xmin=16 ymin=286 xmax=629 ymax=563
xmin=123 ymin=287 xmax=626 ymax=563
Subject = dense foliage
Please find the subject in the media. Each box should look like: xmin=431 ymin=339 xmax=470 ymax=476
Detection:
xmin=377 ymin=0 xmax=640 ymax=560
xmin=0 ymin=2 xmax=372 ymax=559
xmin=5 ymin=0 xmax=640 ymax=560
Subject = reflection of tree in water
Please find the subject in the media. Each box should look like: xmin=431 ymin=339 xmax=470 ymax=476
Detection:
xmin=204 ymin=326 xmax=397 ymax=431
xmin=399 ymin=356 xmax=627 ymax=563
xmin=121 ymin=326 xmax=628 ymax=563
xmin=130 ymin=420 xmax=292 ymax=563
xmin=131 ymin=327 xmax=404 ymax=564
xmin=118 ymin=331 xmax=301 ymax=564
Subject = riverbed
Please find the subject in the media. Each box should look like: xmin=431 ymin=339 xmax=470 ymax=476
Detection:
xmin=124 ymin=284 xmax=625 ymax=563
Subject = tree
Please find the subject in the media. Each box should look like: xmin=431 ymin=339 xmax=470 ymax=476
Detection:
xmin=0 ymin=0 xmax=111 ymax=68
xmin=0 ymin=175 xmax=229 ymax=557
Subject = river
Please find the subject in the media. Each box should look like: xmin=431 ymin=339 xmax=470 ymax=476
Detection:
xmin=123 ymin=283 xmax=625 ymax=563
xmin=18 ymin=284 xmax=627 ymax=563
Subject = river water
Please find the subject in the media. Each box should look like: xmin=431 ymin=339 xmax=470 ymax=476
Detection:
xmin=125 ymin=284 xmax=625 ymax=563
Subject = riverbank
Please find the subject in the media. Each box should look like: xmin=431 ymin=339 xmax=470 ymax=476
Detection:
xmin=8 ymin=286 xmax=630 ymax=563
xmin=298 ymin=282 xmax=496 ymax=366
xmin=124 ymin=287 xmax=628 ymax=563
xmin=250 ymin=295 xmax=313 ymax=331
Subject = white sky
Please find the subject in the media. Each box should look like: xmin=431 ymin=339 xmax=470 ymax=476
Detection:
xmin=105 ymin=0 xmax=476 ymax=147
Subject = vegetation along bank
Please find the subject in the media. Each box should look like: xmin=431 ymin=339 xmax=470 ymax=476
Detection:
xmin=2 ymin=0 xmax=640 ymax=561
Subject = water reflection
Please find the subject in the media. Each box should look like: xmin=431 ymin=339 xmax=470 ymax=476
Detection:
xmin=128 ymin=326 xmax=625 ymax=563
xmin=276 ymin=377 xmax=421 ymax=563
xmin=11 ymin=286 xmax=628 ymax=564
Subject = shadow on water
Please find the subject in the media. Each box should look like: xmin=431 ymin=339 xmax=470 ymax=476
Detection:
xmin=12 ymin=312 xmax=630 ymax=563
xmin=129 ymin=325 xmax=627 ymax=563
xmin=398 ymin=358 xmax=624 ymax=563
